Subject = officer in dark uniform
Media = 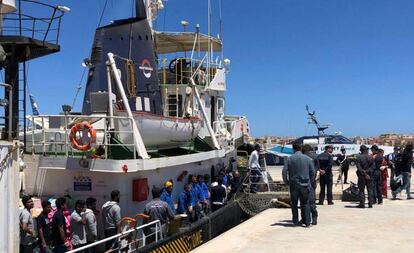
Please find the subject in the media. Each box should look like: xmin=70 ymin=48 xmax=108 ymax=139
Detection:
xmin=370 ymin=145 xmax=383 ymax=204
xmin=337 ymin=147 xmax=350 ymax=184
xmin=316 ymin=145 xmax=334 ymax=205
xmin=302 ymin=144 xmax=318 ymax=225
xmin=356 ymin=145 xmax=374 ymax=208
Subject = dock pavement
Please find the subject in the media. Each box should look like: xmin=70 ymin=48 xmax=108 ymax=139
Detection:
xmin=193 ymin=166 xmax=414 ymax=253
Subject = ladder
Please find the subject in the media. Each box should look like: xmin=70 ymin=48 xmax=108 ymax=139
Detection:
xmin=18 ymin=62 xmax=27 ymax=146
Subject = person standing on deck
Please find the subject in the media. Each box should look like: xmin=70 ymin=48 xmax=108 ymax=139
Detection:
xmin=102 ymin=190 xmax=121 ymax=250
xmin=160 ymin=180 xmax=176 ymax=215
xmin=36 ymin=200 xmax=53 ymax=253
xmin=356 ymin=145 xmax=374 ymax=208
xmin=177 ymin=184 xmax=194 ymax=222
xmin=248 ymin=144 xmax=262 ymax=192
xmin=392 ymin=143 xmax=413 ymax=200
xmin=144 ymin=187 xmax=175 ymax=238
xmin=84 ymin=197 xmax=98 ymax=252
xmin=70 ymin=200 xmax=87 ymax=250
xmin=282 ymin=142 xmax=315 ymax=227
xmin=51 ymin=197 xmax=70 ymax=253
xmin=316 ymin=145 xmax=334 ymax=205
xmin=20 ymin=195 xmax=36 ymax=253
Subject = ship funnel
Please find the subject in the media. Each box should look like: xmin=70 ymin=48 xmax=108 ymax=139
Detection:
xmin=135 ymin=0 xmax=147 ymax=20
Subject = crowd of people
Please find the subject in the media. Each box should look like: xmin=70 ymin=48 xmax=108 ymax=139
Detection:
xmin=282 ymin=142 xmax=413 ymax=227
xmin=19 ymin=169 xmax=242 ymax=253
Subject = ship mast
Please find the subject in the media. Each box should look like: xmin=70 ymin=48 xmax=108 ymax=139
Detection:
xmin=306 ymin=105 xmax=330 ymax=137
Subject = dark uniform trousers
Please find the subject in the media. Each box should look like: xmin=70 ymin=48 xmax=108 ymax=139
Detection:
xmin=357 ymin=174 xmax=373 ymax=206
xmin=371 ymin=170 xmax=383 ymax=204
xmin=290 ymin=183 xmax=311 ymax=225
xmin=319 ymin=172 xmax=333 ymax=204
xmin=310 ymin=183 xmax=318 ymax=221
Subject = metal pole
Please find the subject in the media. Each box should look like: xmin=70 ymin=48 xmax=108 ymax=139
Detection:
xmin=106 ymin=63 xmax=114 ymax=128
xmin=107 ymin=53 xmax=149 ymax=159
xmin=190 ymin=78 xmax=220 ymax=149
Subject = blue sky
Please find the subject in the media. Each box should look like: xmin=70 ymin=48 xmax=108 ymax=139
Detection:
xmin=9 ymin=0 xmax=414 ymax=137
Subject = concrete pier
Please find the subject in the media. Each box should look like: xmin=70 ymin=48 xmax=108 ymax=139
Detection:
xmin=193 ymin=166 xmax=414 ymax=253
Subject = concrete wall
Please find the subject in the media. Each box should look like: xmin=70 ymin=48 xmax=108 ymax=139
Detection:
xmin=0 ymin=141 xmax=20 ymax=252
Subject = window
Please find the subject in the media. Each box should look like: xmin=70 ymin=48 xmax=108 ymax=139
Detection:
xmin=217 ymin=97 xmax=225 ymax=120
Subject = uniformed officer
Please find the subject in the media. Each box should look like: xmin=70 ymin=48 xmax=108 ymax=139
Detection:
xmin=337 ymin=147 xmax=350 ymax=184
xmin=316 ymin=145 xmax=334 ymax=205
xmin=356 ymin=145 xmax=374 ymax=208
xmin=302 ymin=144 xmax=318 ymax=225
xmin=370 ymin=145 xmax=383 ymax=204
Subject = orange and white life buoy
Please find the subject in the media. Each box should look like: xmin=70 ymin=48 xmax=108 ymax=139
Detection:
xmin=69 ymin=121 xmax=97 ymax=151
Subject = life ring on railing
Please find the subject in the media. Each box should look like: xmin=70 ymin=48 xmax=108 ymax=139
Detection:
xmin=69 ymin=121 xmax=97 ymax=151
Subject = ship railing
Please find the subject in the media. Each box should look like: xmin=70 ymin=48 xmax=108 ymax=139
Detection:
xmin=213 ymin=116 xmax=247 ymax=148
xmin=25 ymin=114 xmax=137 ymax=159
xmin=158 ymin=57 xmax=222 ymax=86
xmin=247 ymin=172 xmax=287 ymax=193
xmin=1 ymin=0 xmax=67 ymax=44
xmin=68 ymin=220 xmax=163 ymax=253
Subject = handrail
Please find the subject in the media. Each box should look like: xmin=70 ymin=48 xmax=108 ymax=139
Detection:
xmin=1 ymin=0 xmax=68 ymax=44
xmin=26 ymin=114 xmax=137 ymax=159
xmin=68 ymin=219 xmax=162 ymax=253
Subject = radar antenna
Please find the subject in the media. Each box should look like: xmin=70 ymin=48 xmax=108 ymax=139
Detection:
xmin=306 ymin=105 xmax=331 ymax=136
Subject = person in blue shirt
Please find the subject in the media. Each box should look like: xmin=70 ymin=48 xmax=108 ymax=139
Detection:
xmin=198 ymin=175 xmax=210 ymax=213
xmin=177 ymin=184 xmax=195 ymax=222
xmin=188 ymin=175 xmax=203 ymax=221
xmin=160 ymin=180 xmax=176 ymax=215
xmin=219 ymin=169 xmax=228 ymax=186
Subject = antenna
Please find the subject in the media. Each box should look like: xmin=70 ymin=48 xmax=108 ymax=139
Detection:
xmin=306 ymin=105 xmax=330 ymax=136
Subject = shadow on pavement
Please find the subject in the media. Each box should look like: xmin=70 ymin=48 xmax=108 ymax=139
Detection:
xmin=270 ymin=220 xmax=298 ymax=227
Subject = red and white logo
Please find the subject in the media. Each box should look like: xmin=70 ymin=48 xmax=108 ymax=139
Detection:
xmin=139 ymin=59 xmax=153 ymax=78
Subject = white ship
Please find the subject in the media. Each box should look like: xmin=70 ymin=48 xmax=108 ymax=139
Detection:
xmin=0 ymin=0 xmax=250 ymax=251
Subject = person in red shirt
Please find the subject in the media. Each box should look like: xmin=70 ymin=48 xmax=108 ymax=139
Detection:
xmin=379 ymin=149 xmax=389 ymax=198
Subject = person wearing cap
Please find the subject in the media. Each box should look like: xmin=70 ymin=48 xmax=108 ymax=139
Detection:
xmin=160 ymin=180 xmax=176 ymax=215
xmin=370 ymin=145 xmax=383 ymax=205
xmin=316 ymin=145 xmax=334 ymax=205
xmin=356 ymin=145 xmax=374 ymax=208
xmin=337 ymin=146 xmax=350 ymax=184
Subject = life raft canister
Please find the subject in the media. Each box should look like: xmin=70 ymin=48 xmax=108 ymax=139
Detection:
xmin=69 ymin=121 xmax=97 ymax=151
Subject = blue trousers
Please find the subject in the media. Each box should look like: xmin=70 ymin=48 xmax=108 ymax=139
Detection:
xmin=289 ymin=184 xmax=310 ymax=225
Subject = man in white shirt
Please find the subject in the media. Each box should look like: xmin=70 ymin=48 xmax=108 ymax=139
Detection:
xmin=70 ymin=200 xmax=87 ymax=249
xmin=248 ymin=144 xmax=262 ymax=192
